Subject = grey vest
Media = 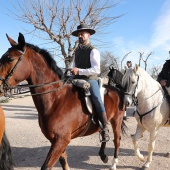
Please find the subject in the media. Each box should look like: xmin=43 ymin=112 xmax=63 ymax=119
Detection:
xmin=74 ymin=44 xmax=98 ymax=80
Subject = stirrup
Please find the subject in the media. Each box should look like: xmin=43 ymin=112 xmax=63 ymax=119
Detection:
xmin=99 ymin=129 xmax=110 ymax=142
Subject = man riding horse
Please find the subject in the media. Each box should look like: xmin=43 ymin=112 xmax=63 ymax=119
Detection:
xmin=157 ymin=58 xmax=170 ymax=124
xmin=71 ymin=22 xmax=110 ymax=142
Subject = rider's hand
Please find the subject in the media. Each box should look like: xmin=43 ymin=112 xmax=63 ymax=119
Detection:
xmin=71 ymin=67 xmax=79 ymax=75
xmin=160 ymin=79 xmax=167 ymax=86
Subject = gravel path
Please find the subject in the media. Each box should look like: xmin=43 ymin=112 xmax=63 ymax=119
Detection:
xmin=1 ymin=95 xmax=170 ymax=170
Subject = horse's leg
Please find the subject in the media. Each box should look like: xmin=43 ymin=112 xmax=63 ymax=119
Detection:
xmin=59 ymin=151 xmax=70 ymax=170
xmin=41 ymin=137 xmax=70 ymax=170
xmin=109 ymin=118 xmax=122 ymax=170
xmin=143 ymin=130 xmax=158 ymax=168
xmin=98 ymin=142 xmax=108 ymax=163
xmin=123 ymin=107 xmax=127 ymax=120
xmin=131 ymin=124 xmax=145 ymax=162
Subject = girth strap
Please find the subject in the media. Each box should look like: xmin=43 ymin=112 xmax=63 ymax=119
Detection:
xmin=136 ymin=104 xmax=160 ymax=125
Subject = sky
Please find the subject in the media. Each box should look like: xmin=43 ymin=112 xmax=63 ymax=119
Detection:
xmin=0 ymin=0 xmax=170 ymax=71
xmin=110 ymin=0 xmax=170 ymax=71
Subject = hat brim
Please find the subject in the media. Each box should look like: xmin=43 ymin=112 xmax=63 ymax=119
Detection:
xmin=72 ymin=28 xmax=95 ymax=37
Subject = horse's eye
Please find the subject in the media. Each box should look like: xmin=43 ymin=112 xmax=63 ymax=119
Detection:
xmin=5 ymin=57 xmax=14 ymax=63
xmin=8 ymin=57 xmax=14 ymax=63
xmin=131 ymin=81 xmax=135 ymax=84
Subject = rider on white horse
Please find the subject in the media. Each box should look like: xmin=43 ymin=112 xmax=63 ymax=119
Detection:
xmin=157 ymin=59 xmax=170 ymax=124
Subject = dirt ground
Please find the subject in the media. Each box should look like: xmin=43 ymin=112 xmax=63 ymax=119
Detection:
xmin=1 ymin=95 xmax=170 ymax=170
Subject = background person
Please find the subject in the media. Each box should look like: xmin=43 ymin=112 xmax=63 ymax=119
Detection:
xmin=124 ymin=60 xmax=133 ymax=119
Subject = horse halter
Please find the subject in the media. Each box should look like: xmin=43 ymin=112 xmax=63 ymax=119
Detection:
xmin=124 ymin=75 xmax=139 ymax=106
xmin=0 ymin=48 xmax=25 ymax=93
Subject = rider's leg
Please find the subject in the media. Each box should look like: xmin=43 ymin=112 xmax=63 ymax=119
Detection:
xmin=88 ymin=79 xmax=110 ymax=142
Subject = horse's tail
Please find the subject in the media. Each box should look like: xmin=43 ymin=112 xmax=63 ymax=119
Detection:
xmin=121 ymin=119 xmax=128 ymax=136
xmin=0 ymin=132 xmax=14 ymax=170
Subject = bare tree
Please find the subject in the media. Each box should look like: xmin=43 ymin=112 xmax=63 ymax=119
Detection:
xmin=138 ymin=52 xmax=144 ymax=66
xmin=120 ymin=52 xmax=131 ymax=71
xmin=149 ymin=64 xmax=161 ymax=80
xmin=142 ymin=52 xmax=154 ymax=70
xmin=4 ymin=0 xmax=122 ymax=68
xmin=100 ymin=51 xmax=118 ymax=77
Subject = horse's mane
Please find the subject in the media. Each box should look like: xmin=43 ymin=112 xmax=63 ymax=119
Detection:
xmin=108 ymin=68 xmax=123 ymax=86
xmin=25 ymin=43 xmax=63 ymax=79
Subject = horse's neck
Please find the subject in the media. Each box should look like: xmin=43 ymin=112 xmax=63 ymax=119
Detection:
xmin=29 ymin=73 xmax=62 ymax=115
xmin=137 ymin=74 xmax=162 ymax=106
xmin=27 ymin=60 xmax=61 ymax=105
xmin=27 ymin=58 xmax=60 ymax=85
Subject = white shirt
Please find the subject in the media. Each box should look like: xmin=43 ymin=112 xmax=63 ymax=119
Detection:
xmin=73 ymin=48 xmax=101 ymax=75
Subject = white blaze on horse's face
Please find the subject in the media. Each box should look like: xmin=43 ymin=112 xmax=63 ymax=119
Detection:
xmin=122 ymin=67 xmax=139 ymax=106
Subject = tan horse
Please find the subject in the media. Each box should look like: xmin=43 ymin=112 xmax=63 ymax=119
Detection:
xmin=0 ymin=105 xmax=14 ymax=170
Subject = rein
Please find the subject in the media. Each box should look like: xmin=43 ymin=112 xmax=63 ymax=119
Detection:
xmin=9 ymin=78 xmax=71 ymax=96
xmin=144 ymin=88 xmax=161 ymax=100
xmin=0 ymin=48 xmax=72 ymax=96
xmin=12 ymin=79 xmax=65 ymax=89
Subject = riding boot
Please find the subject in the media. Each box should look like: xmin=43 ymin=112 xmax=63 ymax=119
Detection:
xmin=98 ymin=112 xmax=110 ymax=142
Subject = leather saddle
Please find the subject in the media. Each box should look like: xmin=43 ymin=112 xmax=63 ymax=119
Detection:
xmin=72 ymin=78 xmax=106 ymax=114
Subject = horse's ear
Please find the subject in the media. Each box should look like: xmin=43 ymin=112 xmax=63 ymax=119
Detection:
xmin=134 ymin=64 xmax=139 ymax=73
xmin=6 ymin=34 xmax=17 ymax=46
xmin=109 ymin=66 xmax=114 ymax=70
xmin=109 ymin=64 xmax=115 ymax=70
xmin=18 ymin=32 xmax=25 ymax=49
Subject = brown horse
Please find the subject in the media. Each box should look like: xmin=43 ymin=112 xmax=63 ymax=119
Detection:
xmin=0 ymin=33 xmax=125 ymax=170
xmin=0 ymin=106 xmax=14 ymax=170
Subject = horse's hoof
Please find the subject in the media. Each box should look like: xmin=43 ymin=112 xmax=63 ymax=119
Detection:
xmin=99 ymin=152 xmax=108 ymax=163
xmin=167 ymin=152 xmax=170 ymax=158
xmin=142 ymin=161 xmax=150 ymax=169
xmin=138 ymin=154 xmax=145 ymax=162
xmin=139 ymin=157 xmax=145 ymax=162
xmin=102 ymin=156 xmax=108 ymax=163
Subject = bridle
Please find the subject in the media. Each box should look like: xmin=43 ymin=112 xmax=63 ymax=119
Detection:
xmin=0 ymin=48 xmax=69 ymax=96
xmin=124 ymin=74 xmax=162 ymax=125
xmin=124 ymin=75 xmax=139 ymax=106
xmin=0 ymin=48 xmax=26 ymax=93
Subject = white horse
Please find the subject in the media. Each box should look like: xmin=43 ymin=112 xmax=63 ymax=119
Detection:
xmin=122 ymin=65 xmax=170 ymax=169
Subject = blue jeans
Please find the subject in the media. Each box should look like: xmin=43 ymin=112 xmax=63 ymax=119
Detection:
xmin=87 ymin=79 xmax=106 ymax=113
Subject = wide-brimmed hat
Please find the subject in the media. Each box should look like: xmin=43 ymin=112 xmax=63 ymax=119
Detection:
xmin=72 ymin=23 xmax=95 ymax=37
